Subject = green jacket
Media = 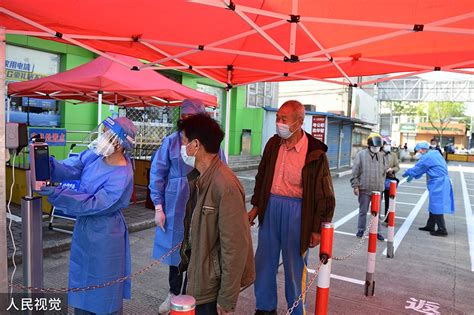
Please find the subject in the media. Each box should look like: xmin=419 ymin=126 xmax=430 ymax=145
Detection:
xmin=179 ymin=156 xmax=255 ymax=311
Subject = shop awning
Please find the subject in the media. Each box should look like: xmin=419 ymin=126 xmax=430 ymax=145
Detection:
xmin=7 ymin=53 xmax=217 ymax=107
xmin=1 ymin=0 xmax=473 ymax=87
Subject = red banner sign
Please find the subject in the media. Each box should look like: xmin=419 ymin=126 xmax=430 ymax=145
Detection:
xmin=312 ymin=116 xmax=326 ymax=142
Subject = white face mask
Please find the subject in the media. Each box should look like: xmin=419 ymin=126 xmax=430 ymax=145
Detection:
xmin=276 ymin=121 xmax=298 ymax=139
xmin=91 ymin=133 xmax=116 ymax=157
xmin=383 ymin=145 xmax=391 ymax=153
xmin=370 ymin=146 xmax=381 ymax=153
xmin=415 ymin=152 xmax=422 ymax=159
xmin=180 ymin=142 xmax=198 ymax=167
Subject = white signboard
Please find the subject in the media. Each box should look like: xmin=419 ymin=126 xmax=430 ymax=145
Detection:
xmin=351 ymin=87 xmax=378 ymax=125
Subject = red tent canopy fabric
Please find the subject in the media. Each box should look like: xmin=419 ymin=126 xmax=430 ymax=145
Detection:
xmin=0 ymin=0 xmax=473 ymax=86
xmin=7 ymin=53 xmax=217 ymax=107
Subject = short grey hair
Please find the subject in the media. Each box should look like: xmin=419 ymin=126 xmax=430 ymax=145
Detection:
xmin=281 ymin=100 xmax=305 ymax=120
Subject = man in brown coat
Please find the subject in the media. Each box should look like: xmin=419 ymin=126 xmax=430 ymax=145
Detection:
xmin=249 ymin=100 xmax=335 ymax=315
xmin=178 ymin=113 xmax=255 ymax=315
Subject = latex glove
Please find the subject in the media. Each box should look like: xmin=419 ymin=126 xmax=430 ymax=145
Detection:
xmin=309 ymin=232 xmax=321 ymax=248
xmin=155 ymin=205 xmax=166 ymax=232
xmin=402 ymin=172 xmax=409 ymax=178
xmin=248 ymin=206 xmax=258 ymax=226
xmin=407 ymin=176 xmax=414 ymax=183
xmin=353 ymin=187 xmax=359 ymax=196
xmin=217 ymin=304 xmax=232 ymax=315
xmin=35 ymin=186 xmax=56 ymax=196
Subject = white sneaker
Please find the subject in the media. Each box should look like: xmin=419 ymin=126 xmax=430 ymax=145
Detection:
xmin=159 ymin=293 xmax=175 ymax=314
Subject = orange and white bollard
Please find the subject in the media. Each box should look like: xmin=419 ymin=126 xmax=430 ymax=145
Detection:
xmin=170 ymin=295 xmax=196 ymax=315
xmin=315 ymin=222 xmax=334 ymax=315
xmin=365 ymin=191 xmax=380 ymax=297
xmin=387 ymin=180 xmax=397 ymax=258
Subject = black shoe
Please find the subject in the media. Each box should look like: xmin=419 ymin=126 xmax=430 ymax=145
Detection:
xmin=377 ymin=233 xmax=385 ymax=241
xmin=356 ymin=230 xmax=364 ymax=238
xmin=430 ymin=230 xmax=448 ymax=237
xmin=419 ymin=226 xmax=435 ymax=232
xmin=255 ymin=310 xmax=277 ymax=315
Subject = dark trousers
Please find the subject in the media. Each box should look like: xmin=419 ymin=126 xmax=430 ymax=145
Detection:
xmin=169 ymin=265 xmax=185 ymax=295
xmin=195 ymin=301 xmax=218 ymax=315
xmin=383 ymin=177 xmax=400 ymax=218
xmin=426 ymin=213 xmax=447 ymax=232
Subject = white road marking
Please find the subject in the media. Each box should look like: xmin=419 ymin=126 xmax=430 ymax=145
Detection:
xmin=334 ymin=230 xmax=357 ymax=237
xmin=460 ymin=167 xmax=474 ymax=272
xmin=334 ymin=178 xmax=408 ymax=229
xmin=237 ymin=176 xmax=255 ymax=181
xmin=397 ymin=191 xmax=423 ymax=196
xmin=397 ymin=202 xmax=417 ymax=206
xmin=395 ymin=216 xmax=408 ymax=220
xmin=382 ymin=190 xmax=429 ymax=256
xmin=398 ymin=186 xmax=426 ymax=190
xmin=306 ymin=269 xmax=365 ymax=286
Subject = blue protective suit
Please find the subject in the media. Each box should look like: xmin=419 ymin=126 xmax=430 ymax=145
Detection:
xmin=404 ymin=150 xmax=454 ymax=215
xmin=47 ymin=150 xmax=133 ymax=314
xmin=149 ymin=131 xmax=226 ymax=266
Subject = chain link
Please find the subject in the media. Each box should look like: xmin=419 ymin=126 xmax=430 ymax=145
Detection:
xmin=286 ymin=259 xmax=324 ymax=315
xmin=9 ymin=243 xmax=182 ymax=293
xmin=332 ymin=214 xmax=377 ymax=261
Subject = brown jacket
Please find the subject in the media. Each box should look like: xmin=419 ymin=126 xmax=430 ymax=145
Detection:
xmin=251 ymin=132 xmax=336 ymax=255
xmin=179 ymin=156 xmax=255 ymax=311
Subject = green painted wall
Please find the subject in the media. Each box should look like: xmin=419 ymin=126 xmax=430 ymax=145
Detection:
xmin=7 ymin=35 xmax=98 ymax=160
xmin=180 ymin=73 xmax=264 ymax=156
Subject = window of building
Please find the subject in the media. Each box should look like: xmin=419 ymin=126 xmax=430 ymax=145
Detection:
xmin=6 ymin=45 xmax=61 ymax=127
xmin=393 ymin=116 xmax=399 ymax=124
xmin=246 ymin=82 xmax=277 ymax=108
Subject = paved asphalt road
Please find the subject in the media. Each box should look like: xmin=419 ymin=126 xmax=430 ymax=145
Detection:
xmin=5 ymin=163 xmax=474 ymax=314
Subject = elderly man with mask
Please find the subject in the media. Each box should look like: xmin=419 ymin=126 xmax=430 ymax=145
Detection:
xmin=351 ymin=133 xmax=386 ymax=240
xmin=149 ymin=99 xmax=226 ymax=313
xmin=249 ymin=100 xmax=335 ymax=315
xmin=403 ymin=142 xmax=454 ymax=236
xmin=178 ymin=113 xmax=254 ymax=315
xmin=37 ymin=117 xmax=137 ymax=315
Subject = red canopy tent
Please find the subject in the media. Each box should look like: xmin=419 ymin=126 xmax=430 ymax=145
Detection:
xmin=1 ymin=0 xmax=474 ymax=294
xmin=7 ymin=53 xmax=217 ymax=123
xmin=0 ymin=0 xmax=472 ymax=87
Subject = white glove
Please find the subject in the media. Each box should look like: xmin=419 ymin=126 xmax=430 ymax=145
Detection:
xmin=155 ymin=205 xmax=166 ymax=232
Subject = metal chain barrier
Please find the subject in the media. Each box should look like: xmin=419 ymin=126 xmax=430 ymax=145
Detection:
xmin=286 ymin=259 xmax=325 ymax=315
xmin=286 ymin=214 xmax=378 ymax=313
xmin=332 ymin=214 xmax=377 ymax=261
xmin=9 ymin=243 xmax=182 ymax=293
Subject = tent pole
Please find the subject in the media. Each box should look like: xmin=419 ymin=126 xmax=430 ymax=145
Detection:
xmin=6 ymin=89 xmax=10 ymax=123
xmin=0 ymin=26 xmax=9 ymax=294
xmin=224 ymin=87 xmax=231 ymax=161
xmin=98 ymin=90 xmax=103 ymax=127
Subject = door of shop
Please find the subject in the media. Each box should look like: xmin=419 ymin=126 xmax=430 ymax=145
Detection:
xmin=339 ymin=123 xmax=353 ymax=167
xmin=326 ymin=121 xmax=340 ymax=169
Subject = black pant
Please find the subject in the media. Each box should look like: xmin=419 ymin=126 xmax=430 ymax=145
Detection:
xmin=196 ymin=301 xmax=218 ymax=315
xmin=426 ymin=213 xmax=447 ymax=232
xmin=383 ymin=177 xmax=400 ymax=217
xmin=169 ymin=265 xmax=185 ymax=295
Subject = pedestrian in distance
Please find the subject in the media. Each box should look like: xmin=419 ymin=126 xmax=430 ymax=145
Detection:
xmin=350 ymin=132 xmax=387 ymax=240
xmin=382 ymin=136 xmax=400 ymax=223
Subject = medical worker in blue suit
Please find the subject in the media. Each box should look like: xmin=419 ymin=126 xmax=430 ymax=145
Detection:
xmin=38 ymin=117 xmax=137 ymax=315
xmin=403 ymin=141 xmax=455 ymax=237
xmin=149 ymin=99 xmax=226 ymax=313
